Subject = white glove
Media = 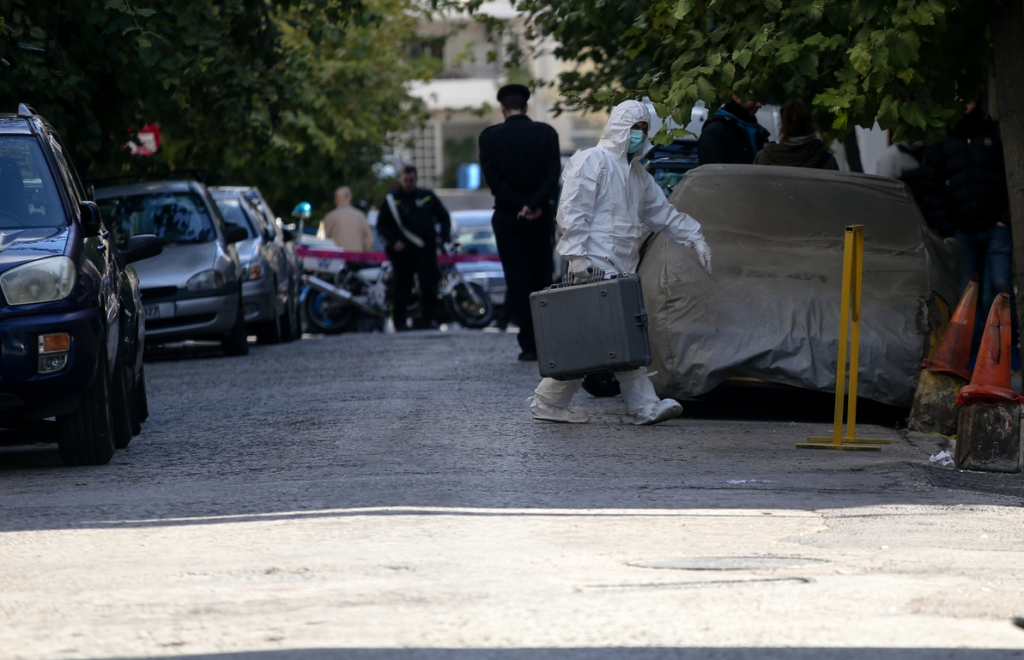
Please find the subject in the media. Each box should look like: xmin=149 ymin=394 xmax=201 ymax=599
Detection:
xmin=692 ymin=239 xmax=712 ymax=275
xmin=569 ymin=257 xmax=592 ymax=280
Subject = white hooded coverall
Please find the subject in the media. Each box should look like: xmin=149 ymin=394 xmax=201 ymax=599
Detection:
xmin=532 ymin=100 xmax=707 ymax=421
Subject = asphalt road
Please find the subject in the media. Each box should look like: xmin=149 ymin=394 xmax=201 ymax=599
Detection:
xmin=1 ymin=329 xmax=1023 ymax=659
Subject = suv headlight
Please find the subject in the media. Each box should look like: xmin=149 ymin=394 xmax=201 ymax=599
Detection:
xmin=0 ymin=256 xmax=77 ymax=306
xmin=186 ymin=270 xmax=225 ymax=292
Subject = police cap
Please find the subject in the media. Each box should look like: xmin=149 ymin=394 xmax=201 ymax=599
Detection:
xmin=497 ymin=84 xmax=531 ymax=104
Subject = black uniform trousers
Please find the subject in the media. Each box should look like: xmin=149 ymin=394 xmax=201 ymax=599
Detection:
xmin=492 ymin=209 xmax=554 ymax=353
xmin=388 ymin=244 xmax=439 ymax=330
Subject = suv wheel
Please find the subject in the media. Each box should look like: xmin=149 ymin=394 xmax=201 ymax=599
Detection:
xmin=221 ymin=293 xmax=250 ymax=357
xmin=256 ymin=292 xmax=283 ymax=345
xmin=111 ymin=347 xmax=135 ymax=449
xmin=136 ymin=365 xmax=150 ymax=424
xmin=57 ymin=340 xmax=116 ymax=466
xmin=280 ymin=287 xmax=300 ymax=342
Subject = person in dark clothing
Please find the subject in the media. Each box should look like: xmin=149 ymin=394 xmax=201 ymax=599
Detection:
xmin=920 ymin=101 xmax=1017 ymax=365
xmin=479 ymin=83 xmax=561 ymax=361
xmin=377 ymin=165 xmax=452 ymax=331
xmin=753 ymin=100 xmax=838 ymax=170
xmin=697 ymin=92 xmax=771 ymax=165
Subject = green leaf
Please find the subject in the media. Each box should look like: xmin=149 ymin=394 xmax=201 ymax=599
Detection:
xmin=672 ymin=0 xmax=696 ymax=20
xmin=910 ymin=3 xmax=935 ymax=25
xmin=877 ymin=95 xmax=900 ymax=123
xmin=721 ymin=62 xmax=735 ymax=85
xmin=805 ymin=33 xmax=826 ymax=47
xmin=136 ymin=36 xmax=151 ymax=49
xmin=749 ymin=25 xmax=773 ymax=53
xmin=734 ymin=48 xmax=752 ymax=68
xmin=135 ymin=8 xmax=157 ymax=18
xmin=900 ymin=101 xmax=929 ymax=128
xmin=774 ymin=43 xmax=801 ymax=64
xmin=847 ymin=43 xmax=871 ymax=75
xmin=28 ymin=26 xmax=44 ymax=40
xmin=695 ymin=76 xmax=716 ymax=101
xmin=798 ymin=52 xmax=819 ymax=77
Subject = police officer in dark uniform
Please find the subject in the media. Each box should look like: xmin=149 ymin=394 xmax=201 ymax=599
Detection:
xmin=377 ymin=165 xmax=452 ymax=331
xmin=478 ymin=84 xmax=561 ymax=361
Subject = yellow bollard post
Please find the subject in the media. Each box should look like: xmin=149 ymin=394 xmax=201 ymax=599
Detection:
xmin=798 ymin=226 xmax=891 ymax=451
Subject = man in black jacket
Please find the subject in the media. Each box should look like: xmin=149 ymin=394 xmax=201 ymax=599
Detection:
xmin=697 ymin=92 xmax=771 ymax=165
xmin=921 ymin=101 xmax=1016 ymax=361
xmin=479 ymin=84 xmax=561 ymax=361
xmin=377 ymin=165 xmax=451 ymax=330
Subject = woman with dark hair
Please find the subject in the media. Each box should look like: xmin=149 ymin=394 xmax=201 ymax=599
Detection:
xmin=753 ymin=100 xmax=838 ymax=170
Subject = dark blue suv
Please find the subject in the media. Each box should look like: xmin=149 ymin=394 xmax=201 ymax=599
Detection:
xmin=0 ymin=105 xmax=162 ymax=465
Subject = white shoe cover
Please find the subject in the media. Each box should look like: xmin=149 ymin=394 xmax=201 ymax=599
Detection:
xmin=633 ymin=398 xmax=683 ymax=425
xmin=527 ymin=396 xmax=590 ymax=424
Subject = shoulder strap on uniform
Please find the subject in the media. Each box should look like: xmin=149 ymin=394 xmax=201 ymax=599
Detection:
xmin=385 ymin=193 xmax=425 ymax=249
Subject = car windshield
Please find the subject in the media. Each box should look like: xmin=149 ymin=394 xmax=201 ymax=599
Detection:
xmin=213 ymin=198 xmax=257 ymax=239
xmin=98 ymin=192 xmax=216 ymax=245
xmin=455 ymin=228 xmax=498 ymax=255
xmin=651 ymin=167 xmax=689 ymax=197
xmin=0 ymin=136 xmax=67 ymax=229
xmin=240 ymin=190 xmax=272 ymax=224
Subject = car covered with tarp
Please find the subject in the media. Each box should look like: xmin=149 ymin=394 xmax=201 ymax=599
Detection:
xmin=637 ymin=164 xmax=960 ymax=407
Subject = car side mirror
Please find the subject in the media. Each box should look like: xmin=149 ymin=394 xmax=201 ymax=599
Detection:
xmin=123 ymin=235 xmax=163 ymax=264
xmin=224 ymin=225 xmax=249 ymax=244
xmin=282 ymin=228 xmax=296 ymax=243
xmin=79 ymin=201 xmax=103 ymax=237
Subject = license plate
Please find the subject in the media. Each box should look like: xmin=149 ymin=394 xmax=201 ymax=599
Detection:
xmin=144 ymin=303 xmax=174 ymax=320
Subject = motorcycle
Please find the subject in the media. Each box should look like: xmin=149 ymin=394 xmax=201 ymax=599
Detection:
xmin=301 ymin=240 xmax=495 ymax=334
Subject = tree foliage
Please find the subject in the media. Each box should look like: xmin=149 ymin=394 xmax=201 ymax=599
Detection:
xmin=0 ymin=0 xmax=431 ymax=212
xmin=514 ymin=0 xmax=992 ymax=143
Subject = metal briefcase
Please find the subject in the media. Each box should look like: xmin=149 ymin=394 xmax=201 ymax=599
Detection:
xmin=530 ymin=273 xmax=651 ymax=380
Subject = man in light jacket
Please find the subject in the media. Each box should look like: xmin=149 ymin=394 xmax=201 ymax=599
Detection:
xmin=527 ymin=100 xmax=713 ymax=426
xmin=319 ymin=186 xmax=375 ymax=253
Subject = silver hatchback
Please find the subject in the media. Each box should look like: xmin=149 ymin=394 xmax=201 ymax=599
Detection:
xmin=210 ymin=188 xmax=300 ymax=344
xmin=94 ymin=180 xmax=250 ymax=356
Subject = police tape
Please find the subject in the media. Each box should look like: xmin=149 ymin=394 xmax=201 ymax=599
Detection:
xmin=296 ymin=246 xmax=501 ymax=266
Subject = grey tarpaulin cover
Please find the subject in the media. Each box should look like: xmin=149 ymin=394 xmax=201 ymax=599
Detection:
xmin=637 ymin=164 xmax=960 ymax=407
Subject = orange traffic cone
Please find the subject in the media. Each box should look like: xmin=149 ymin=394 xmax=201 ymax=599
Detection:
xmin=956 ymin=292 xmax=1021 ymax=405
xmin=922 ymin=275 xmax=979 ymax=380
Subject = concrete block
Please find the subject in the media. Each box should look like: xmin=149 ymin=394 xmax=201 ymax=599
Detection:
xmin=955 ymin=402 xmax=1024 ymax=472
xmin=907 ymin=369 xmax=966 ymax=436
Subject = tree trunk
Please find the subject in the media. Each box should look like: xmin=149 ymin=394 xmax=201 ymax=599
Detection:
xmin=990 ymin=0 xmax=1024 ymax=357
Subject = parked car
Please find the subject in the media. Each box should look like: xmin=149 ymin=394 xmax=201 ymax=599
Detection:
xmin=449 ymin=209 xmax=507 ymax=309
xmin=210 ymin=188 xmax=300 ymax=343
xmin=212 ymin=185 xmax=302 ymax=339
xmin=0 ymin=104 xmax=162 ymax=465
xmin=94 ymin=180 xmax=249 ymax=356
xmin=644 ymin=138 xmax=700 ymax=197
xmin=638 ymin=164 xmax=959 ymax=407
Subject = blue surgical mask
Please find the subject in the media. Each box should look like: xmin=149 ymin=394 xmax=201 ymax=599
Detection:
xmin=628 ymin=129 xmax=645 ymax=154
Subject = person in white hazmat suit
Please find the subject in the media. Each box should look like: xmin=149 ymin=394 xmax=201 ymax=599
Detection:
xmin=528 ymin=100 xmax=713 ymax=425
